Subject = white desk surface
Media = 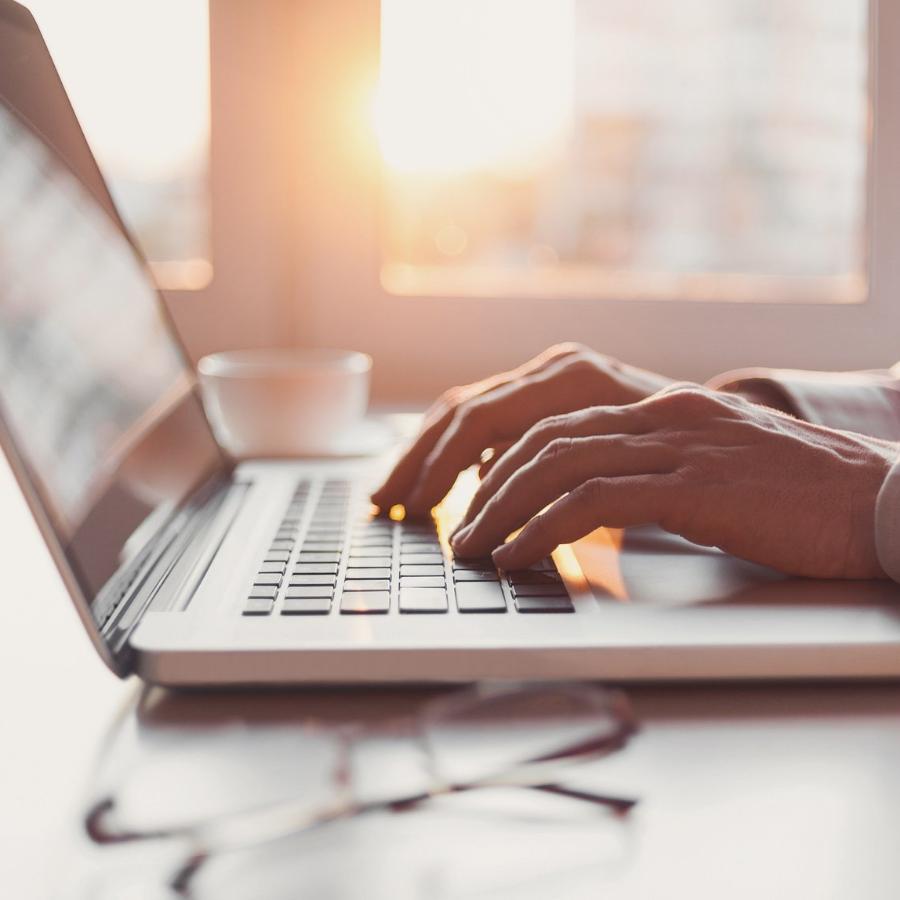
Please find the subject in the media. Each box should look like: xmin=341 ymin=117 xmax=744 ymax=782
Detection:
xmin=4 ymin=455 xmax=900 ymax=899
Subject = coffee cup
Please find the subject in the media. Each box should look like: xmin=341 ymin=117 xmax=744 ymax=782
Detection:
xmin=197 ymin=349 xmax=372 ymax=458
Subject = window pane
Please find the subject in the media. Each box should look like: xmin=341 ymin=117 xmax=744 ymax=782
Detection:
xmin=27 ymin=0 xmax=211 ymax=290
xmin=379 ymin=0 xmax=869 ymax=303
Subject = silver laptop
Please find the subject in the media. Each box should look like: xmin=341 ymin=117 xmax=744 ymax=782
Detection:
xmin=4 ymin=0 xmax=900 ymax=687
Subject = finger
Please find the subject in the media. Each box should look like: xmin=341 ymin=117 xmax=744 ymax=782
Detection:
xmin=451 ymin=434 xmax=673 ymax=558
xmin=370 ymin=405 xmax=457 ymax=509
xmin=371 ymin=345 xmax=583 ymax=509
xmin=404 ymin=355 xmax=606 ymax=515
xmin=491 ymin=475 xmax=679 ymax=570
xmin=457 ymin=404 xmax=646 ymax=532
xmin=462 ymin=388 xmax=716 ymax=527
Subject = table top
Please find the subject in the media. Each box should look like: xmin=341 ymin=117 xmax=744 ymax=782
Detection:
xmin=4 ymin=453 xmax=900 ymax=899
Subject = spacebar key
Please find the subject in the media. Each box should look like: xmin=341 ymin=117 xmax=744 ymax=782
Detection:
xmin=455 ymin=581 xmax=507 ymax=613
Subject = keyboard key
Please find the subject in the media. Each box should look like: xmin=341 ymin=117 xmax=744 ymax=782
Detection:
xmin=248 ymin=584 xmax=278 ymax=600
xmin=401 ymin=520 xmax=436 ymax=534
xmin=355 ymin=520 xmax=393 ymax=532
xmin=400 ymin=552 xmax=444 ymax=566
xmin=452 ymin=557 xmax=495 ymax=571
xmin=253 ymin=572 xmax=283 ymax=587
xmin=341 ymin=579 xmax=390 ymax=592
xmin=304 ymin=532 xmax=344 ymax=543
xmin=400 ymin=575 xmax=445 ymax=589
xmin=340 ymin=591 xmax=390 ymax=614
xmin=285 ymin=585 xmax=334 ymax=599
xmin=345 ymin=567 xmax=392 ymax=580
xmin=455 ymin=581 xmax=507 ymax=613
xmin=270 ymin=540 xmax=295 ymax=551
xmin=306 ymin=526 xmax=344 ymax=537
xmin=453 ymin=569 xmax=501 ymax=583
xmin=264 ymin=550 xmax=291 ymax=563
xmin=400 ymin=564 xmax=445 ymax=578
xmin=400 ymin=533 xmax=441 ymax=545
xmin=243 ymin=597 xmax=275 ymax=615
xmin=282 ymin=597 xmax=331 ymax=615
xmin=353 ymin=530 xmax=393 ymax=543
xmin=348 ymin=555 xmax=392 ymax=569
xmin=512 ymin=583 xmax=569 ymax=597
xmin=301 ymin=541 xmax=344 ymax=553
xmin=259 ymin=561 xmax=287 ymax=574
xmin=400 ymin=542 xmax=442 ymax=553
xmin=288 ymin=574 xmax=337 ymax=587
xmin=352 ymin=535 xmax=394 ymax=547
xmin=507 ymin=570 xmax=562 ymax=586
xmin=400 ymin=587 xmax=448 ymax=613
xmin=296 ymin=551 xmax=342 ymax=564
xmin=350 ymin=546 xmax=393 ymax=558
xmin=293 ymin=563 xmax=339 ymax=576
xmin=514 ymin=595 xmax=574 ymax=613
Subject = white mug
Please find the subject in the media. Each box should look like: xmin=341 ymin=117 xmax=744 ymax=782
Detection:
xmin=197 ymin=349 xmax=372 ymax=458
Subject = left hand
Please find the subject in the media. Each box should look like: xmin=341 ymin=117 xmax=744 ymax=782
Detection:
xmin=450 ymin=386 xmax=899 ymax=579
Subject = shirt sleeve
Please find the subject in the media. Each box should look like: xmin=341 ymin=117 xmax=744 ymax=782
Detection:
xmin=708 ymin=363 xmax=900 ymax=581
xmin=707 ymin=364 xmax=900 ymax=441
xmin=876 ymin=459 xmax=900 ymax=582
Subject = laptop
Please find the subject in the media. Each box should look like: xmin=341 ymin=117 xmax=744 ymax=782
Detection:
xmin=4 ymin=0 xmax=900 ymax=687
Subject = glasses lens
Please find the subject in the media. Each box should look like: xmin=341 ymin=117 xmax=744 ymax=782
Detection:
xmin=422 ymin=684 xmax=632 ymax=786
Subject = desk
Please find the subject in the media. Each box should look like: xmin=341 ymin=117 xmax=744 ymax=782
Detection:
xmin=4 ymin=459 xmax=900 ymax=899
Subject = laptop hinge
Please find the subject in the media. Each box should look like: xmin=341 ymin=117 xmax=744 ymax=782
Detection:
xmin=98 ymin=477 xmax=249 ymax=669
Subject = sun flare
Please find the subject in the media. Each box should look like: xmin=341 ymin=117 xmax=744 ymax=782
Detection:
xmin=378 ymin=0 xmax=574 ymax=176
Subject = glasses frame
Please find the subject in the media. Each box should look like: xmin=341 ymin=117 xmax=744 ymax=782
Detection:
xmin=85 ymin=682 xmax=639 ymax=897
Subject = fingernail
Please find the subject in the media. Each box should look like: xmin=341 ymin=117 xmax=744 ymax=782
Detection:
xmin=491 ymin=542 xmax=513 ymax=569
xmin=450 ymin=524 xmax=472 ymax=553
xmin=448 ymin=519 xmax=470 ymax=541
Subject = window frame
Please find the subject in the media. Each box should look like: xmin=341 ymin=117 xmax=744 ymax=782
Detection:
xmin=169 ymin=0 xmax=898 ymax=404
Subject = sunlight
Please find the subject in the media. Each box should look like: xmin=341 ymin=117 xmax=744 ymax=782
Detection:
xmin=26 ymin=0 xmax=209 ymax=181
xmin=378 ymin=0 xmax=575 ymax=176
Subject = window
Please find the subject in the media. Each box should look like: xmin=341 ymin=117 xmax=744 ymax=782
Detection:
xmin=158 ymin=1 xmax=900 ymax=402
xmin=26 ymin=0 xmax=211 ymax=290
xmin=379 ymin=0 xmax=869 ymax=304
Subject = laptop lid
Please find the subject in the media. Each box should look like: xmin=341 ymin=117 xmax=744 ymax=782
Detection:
xmin=0 ymin=0 xmax=122 ymax=227
xmin=0 ymin=3 xmax=230 ymax=675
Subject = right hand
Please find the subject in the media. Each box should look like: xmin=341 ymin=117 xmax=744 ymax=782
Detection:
xmin=370 ymin=343 xmax=676 ymax=516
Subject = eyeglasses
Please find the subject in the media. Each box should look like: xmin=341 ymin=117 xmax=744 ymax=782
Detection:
xmin=85 ymin=682 xmax=639 ymax=898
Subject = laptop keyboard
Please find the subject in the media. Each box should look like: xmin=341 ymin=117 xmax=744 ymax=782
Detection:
xmin=243 ymin=478 xmax=574 ymax=616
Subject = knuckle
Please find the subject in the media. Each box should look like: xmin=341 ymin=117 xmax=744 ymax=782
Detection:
xmin=426 ymin=385 xmax=466 ymax=419
xmin=657 ymin=385 xmax=719 ymax=419
xmin=453 ymin=398 xmax=489 ymax=431
xmin=539 ymin=436 xmax=574 ymax=466
xmin=526 ymin=413 xmax=567 ymax=445
xmin=550 ymin=341 xmax=588 ymax=358
xmin=561 ymin=355 xmax=600 ymax=377
xmin=571 ymin=477 xmax=606 ymax=508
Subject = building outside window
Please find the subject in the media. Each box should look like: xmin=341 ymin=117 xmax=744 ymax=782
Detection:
xmin=379 ymin=0 xmax=869 ymax=304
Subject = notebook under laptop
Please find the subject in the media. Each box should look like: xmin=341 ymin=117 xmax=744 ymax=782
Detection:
xmin=4 ymin=0 xmax=900 ymax=686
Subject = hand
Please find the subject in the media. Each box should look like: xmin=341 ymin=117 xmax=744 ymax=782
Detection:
xmin=371 ymin=343 xmax=674 ymax=516
xmin=450 ymin=386 xmax=897 ymax=580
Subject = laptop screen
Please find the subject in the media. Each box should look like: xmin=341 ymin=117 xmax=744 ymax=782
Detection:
xmin=0 ymin=96 xmax=228 ymax=606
